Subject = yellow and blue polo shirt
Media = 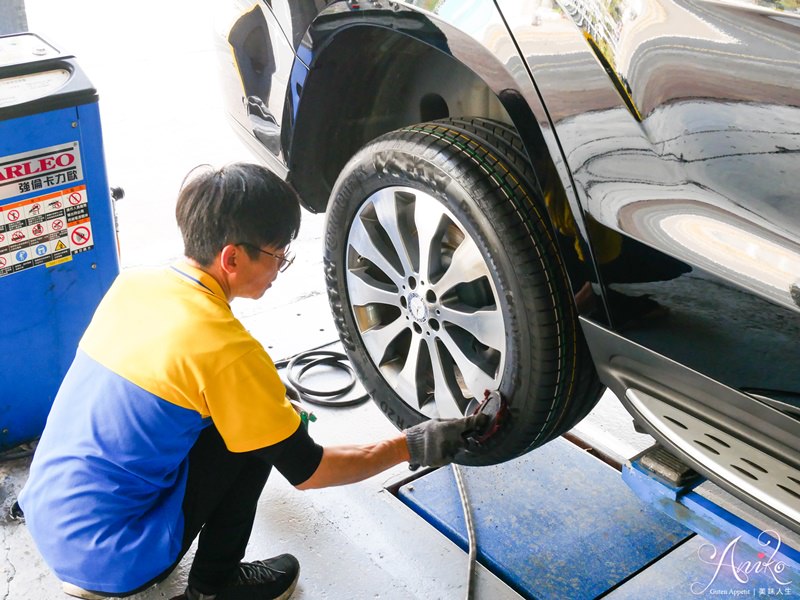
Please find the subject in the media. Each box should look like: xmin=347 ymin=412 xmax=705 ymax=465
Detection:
xmin=19 ymin=261 xmax=301 ymax=594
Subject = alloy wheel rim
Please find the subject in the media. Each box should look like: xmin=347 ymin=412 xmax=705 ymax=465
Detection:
xmin=345 ymin=186 xmax=507 ymax=418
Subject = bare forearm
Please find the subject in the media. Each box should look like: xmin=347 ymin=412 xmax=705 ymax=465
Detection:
xmin=296 ymin=435 xmax=410 ymax=490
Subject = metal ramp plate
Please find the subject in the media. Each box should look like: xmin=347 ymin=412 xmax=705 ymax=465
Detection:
xmin=397 ymin=437 xmax=692 ymax=599
xmin=605 ymin=534 xmax=800 ymax=598
xmin=620 ymin=456 xmax=800 ymax=598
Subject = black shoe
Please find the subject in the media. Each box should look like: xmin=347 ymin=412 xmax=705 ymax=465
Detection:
xmin=181 ymin=554 xmax=300 ymax=600
xmin=9 ymin=500 xmax=24 ymax=521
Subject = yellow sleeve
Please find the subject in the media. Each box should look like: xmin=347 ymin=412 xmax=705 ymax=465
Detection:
xmin=202 ymin=348 xmax=301 ymax=452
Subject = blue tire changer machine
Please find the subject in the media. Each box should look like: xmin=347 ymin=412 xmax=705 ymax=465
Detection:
xmin=0 ymin=33 xmax=119 ymax=450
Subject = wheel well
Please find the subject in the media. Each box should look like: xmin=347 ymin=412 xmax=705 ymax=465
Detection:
xmin=288 ymin=25 xmax=519 ymax=212
xmin=288 ymin=24 xmax=602 ymax=313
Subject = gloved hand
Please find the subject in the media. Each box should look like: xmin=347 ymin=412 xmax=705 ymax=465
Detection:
xmin=404 ymin=413 xmax=490 ymax=469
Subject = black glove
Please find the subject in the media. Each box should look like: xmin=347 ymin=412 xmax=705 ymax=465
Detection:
xmin=404 ymin=414 xmax=490 ymax=469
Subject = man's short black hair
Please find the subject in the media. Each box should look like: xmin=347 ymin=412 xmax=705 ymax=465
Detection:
xmin=176 ymin=163 xmax=301 ymax=266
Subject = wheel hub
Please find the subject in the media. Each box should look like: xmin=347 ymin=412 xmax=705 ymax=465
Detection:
xmin=407 ymin=293 xmax=428 ymax=323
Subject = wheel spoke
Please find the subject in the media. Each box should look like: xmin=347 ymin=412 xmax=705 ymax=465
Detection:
xmin=346 ymin=270 xmax=401 ymax=308
xmin=414 ymin=199 xmax=446 ymax=282
xmin=437 ymin=305 xmax=505 ymax=351
xmin=432 ymin=235 xmax=489 ymax=297
xmin=390 ymin=334 xmax=425 ymax=407
xmin=437 ymin=329 xmax=497 ymax=400
xmin=359 ymin=315 xmax=408 ymax=361
xmin=430 ymin=342 xmax=466 ymax=418
xmin=372 ymin=189 xmax=414 ymax=278
xmin=348 ymin=216 xmax=404 ymax=289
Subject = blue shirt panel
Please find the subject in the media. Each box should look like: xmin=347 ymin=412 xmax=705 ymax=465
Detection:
xmin=19 ymin=350 xmax=209 ymax=593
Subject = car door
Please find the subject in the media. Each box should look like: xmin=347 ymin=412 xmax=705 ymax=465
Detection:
xmin=221 ymin=1 xmax=296 ymax=170
xmin=499 ymin=0 xmax=800 ymax=414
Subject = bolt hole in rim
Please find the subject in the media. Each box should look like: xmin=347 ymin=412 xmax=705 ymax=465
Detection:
xmin=345 ymin=186 xmax=506 ymax=419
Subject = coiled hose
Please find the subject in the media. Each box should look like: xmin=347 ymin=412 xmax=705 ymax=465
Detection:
xmin=275 ymin=348 xmax=369 ymax=407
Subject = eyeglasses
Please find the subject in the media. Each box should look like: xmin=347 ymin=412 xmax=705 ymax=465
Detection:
xmin=239 ymin=243 xmax=295 ymax=273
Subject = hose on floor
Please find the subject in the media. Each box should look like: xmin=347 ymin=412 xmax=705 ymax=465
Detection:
xmin=453 ymin=463 xmax=478 ymax=600
xmin=0 ymin=442 xmax=35 ymax=463
xmin=274 ymin=348 xmax=369 ymax=407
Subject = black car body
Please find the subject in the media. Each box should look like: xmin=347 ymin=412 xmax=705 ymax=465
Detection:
xmin=216 ymin=0 xmax=800 ymax=535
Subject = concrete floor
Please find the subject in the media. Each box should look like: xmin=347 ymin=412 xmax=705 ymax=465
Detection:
xmin=0 ymin=1 xmax=659 ymax=598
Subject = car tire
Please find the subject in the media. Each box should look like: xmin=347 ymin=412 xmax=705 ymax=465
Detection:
xmin=324 ymin=118 xmax=603 ymax=465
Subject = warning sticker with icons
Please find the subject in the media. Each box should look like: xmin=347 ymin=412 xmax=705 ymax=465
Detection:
xmin=0 ymin=183 xmax=95 ymax=278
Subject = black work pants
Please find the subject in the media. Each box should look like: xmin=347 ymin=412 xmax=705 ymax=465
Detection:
xmin=124 ymin=424 xmax=271 ymax=596
xmin=181 ymin=424 xmax=272 ymax=593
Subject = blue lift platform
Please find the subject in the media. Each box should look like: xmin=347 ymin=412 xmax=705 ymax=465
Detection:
xmin=397 ymin=436 xmax=800 ymax=599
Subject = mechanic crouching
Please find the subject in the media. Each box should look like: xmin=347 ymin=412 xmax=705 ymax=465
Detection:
xmin=18 ymin=163 xmax=486 ymax=600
